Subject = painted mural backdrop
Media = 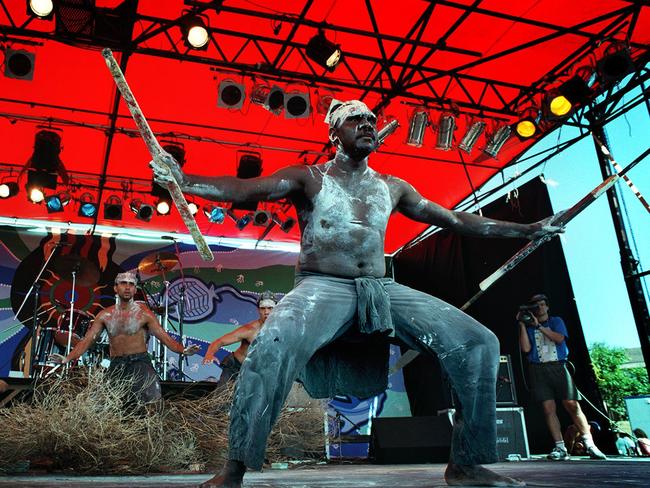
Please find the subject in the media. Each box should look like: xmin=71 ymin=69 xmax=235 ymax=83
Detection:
xmin=0 ymin=225 xmax=411 ymax=458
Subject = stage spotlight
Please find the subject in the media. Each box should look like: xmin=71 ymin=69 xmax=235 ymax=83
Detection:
xmin=597 ymin=47 xmax=634 ymax=84
xmin=253 ymin=210 xmax=271 ymax=227
xmin=285 ymin=91 xmax=310 ymax=119
xmin=156 ymin=198 xmax=171 ymax=215
xmin=204 ymin=204 xmax=226 ymax=223
xmin=306 ymin=32 xmax=342 ymax=71
xmin=435 ymin=114 xmax=455 ymax=151
xmin=218 ymin=79 xmax=245 ymax=109
xmin=45 ymin=192 xmax=71 ymax=213
xmin=272 ymin=213 xmax=296 ymax=233
xmin=130 ymin=199 xmax=154 ymax=222
xmin=26 ymin=170 xmax=56 ymax=203
xmin=103 ymin=195 xmax=123 ymax=220
xmin=28 ymin=0 xmax=54 ymax=19
xmin=547 ymin=76 xmax=591 ymax=118
xmin=264 ymin=86 xmax=284 ymax=114
xmin=0 ymin=182 xmax=19 ymax=199
xmin=78 ymin=193 xmax=98 ymax=218
xmin=188 ymin=201 xmax=199 ymax=216
xmin=547 ymin=92 xmax=571 ymax=118
xmin=458 ymin=121 xmax=486 ymax=154
xmin=406 ymin=110 xmax=428 ymax=147
xmin=250 ymin=81 xmax=271 ymax=106
xmin=484 ymin=125 xmax=512 ymax=158
xmin=515 ymin=119 xmax=536 ymax=139
xmin=181 ymin=13 xmax=209 ymax=49
xmin=4 ymin=49 xmax=35 ymax=80
xmin=236 ymin=213 xmax=253 ymax=230
xmin=29 ymin=187 xmax=45 ymax=203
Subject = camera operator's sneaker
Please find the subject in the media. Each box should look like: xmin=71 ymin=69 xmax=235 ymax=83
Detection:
xmin=586 ymin=445 xmax=607 ymax=460
xmin=548 ymin=447 xmax=570 ymax=460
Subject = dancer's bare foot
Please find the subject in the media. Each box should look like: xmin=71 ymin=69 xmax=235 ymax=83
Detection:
xmin=200 ymin=459 xmax=246 ymax=487
xmin=445 ymin=462 xmax=526 ymax=486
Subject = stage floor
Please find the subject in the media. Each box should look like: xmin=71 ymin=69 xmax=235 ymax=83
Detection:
xmin=1 ymin=458 xmax=650 ymax=487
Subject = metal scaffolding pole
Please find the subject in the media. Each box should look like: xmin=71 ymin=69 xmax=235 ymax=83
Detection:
xmin=590 ymin=116 xmax=650 ymax=381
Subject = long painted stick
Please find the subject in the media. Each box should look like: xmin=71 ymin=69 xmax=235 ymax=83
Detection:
xmin=101 ymin=48 xmax=214 ymax=262
xmin=592 ymin=133 xmax=650 ymax=213
xmin=461 ymin=146 xmax=650 ymax=311
xmin=390 ymin=147 xmax=650 ymax=375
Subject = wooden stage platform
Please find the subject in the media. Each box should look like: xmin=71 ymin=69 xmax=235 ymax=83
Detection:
xmin=1 ymin=459 xmax=649 ymax=487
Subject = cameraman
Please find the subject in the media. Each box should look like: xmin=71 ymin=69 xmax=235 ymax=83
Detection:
xmin=518 ymin=293 xmax=606 ymax=461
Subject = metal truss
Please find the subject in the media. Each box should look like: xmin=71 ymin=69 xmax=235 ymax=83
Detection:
xmin=2 ymin=0 xmax=647 ymax=119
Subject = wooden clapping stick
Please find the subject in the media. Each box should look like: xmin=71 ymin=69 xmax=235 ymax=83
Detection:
xmin=101 ymin=48 xmax=214 ymax=262
xmin=389 ymin=146 xmax=650 ymax=375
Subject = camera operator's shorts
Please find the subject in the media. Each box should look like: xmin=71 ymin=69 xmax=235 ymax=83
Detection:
xmin=529 ymin=361 xmax=580 ymax=402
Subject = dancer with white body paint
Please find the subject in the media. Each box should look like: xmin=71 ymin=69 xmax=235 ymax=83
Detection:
xmin=150 ymin=100 xmax=563 ymax=487
xmin=50 ymin=272 xmax=200 ymax=405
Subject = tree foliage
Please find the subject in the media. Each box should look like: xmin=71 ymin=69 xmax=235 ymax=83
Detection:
xmin=589 ymin=343 xmax=650 ymax=421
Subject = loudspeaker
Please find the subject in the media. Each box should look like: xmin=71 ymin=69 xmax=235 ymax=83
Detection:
xmin=439 ymin=407 xmax=530 ymax=461
xmin=497 ymin=355 xmax=517 ymax=406
xmin=370 ymin=416 xmax=451 ymax=464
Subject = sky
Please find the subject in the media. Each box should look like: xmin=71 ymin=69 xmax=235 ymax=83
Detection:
xmin=475 ymin=85 xmax=649 ymax=350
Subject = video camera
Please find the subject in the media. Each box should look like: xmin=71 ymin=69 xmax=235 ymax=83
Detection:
xmin=518 ymin=302 xmax=540 ymax=326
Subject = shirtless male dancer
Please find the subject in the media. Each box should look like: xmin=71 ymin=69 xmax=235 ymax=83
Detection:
xmin=202 ymin=291 xmax=278 ymax=388
xmin=151 ymin=100 xmax=563 ymax=487
xmin=52 ymin=272 xmax=200 ymax=404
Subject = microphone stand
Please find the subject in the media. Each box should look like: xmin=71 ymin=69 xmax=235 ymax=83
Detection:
xmin=15 ymin=242 xmax=63 ymax=377
xmin=170 ymin=238 xmax=188 ymax=379
xmin=64 ymin=268 xmax=78 ymax=372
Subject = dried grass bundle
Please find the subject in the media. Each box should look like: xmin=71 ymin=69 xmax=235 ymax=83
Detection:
xmin=0 ymin=370 xmax=325 ymax=474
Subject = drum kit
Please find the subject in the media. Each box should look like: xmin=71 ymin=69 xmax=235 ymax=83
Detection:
xmin=16 ymin=243 xmax=188 ymax=381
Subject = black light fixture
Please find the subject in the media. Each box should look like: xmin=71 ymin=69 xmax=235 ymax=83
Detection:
xmin=130 ymin=198 xmax=154 ymax=222
xmin=236 ymin=213 xmax=253 ymax=230
xmin=306 ymin=32 xmax=342 ymax=71
xmin=180 ymin=13 xmax=209 ymax=50
xmin=272 ymin=212 xmax=296 ymax=233
xmin=515 ymin=108 xmax=539 ymax=140
xmin=232 ymin=152 xmax=262 ymax=212
xmin=45 ymin=192 xmax=71 ymax=213
xmin=285 ymin=90 xmax=310 ymax=119
xmin=204 ymin=204 xmax=226 ymax=223
xmin=264 ymin=86 xmax=284 ymax=114
xmin=4 ymin=49 xmax=36 ymax=80
xmin=597 ymin=47 xmax=635 ymax=84
xmin=546 ymin=75 xmax=591 ymax=119
xmin=78 ymin=192 xmax=98 ymax=218
xmin=458 ymin=121 xmax=486 ymax=154
xmin=253 ymin=210 xmax=272 ymax=227
xmin=0 ymin=181 xmax=19 ymax=199
xmin=27 ymin=0 xmax=54 ymax=19
xmin=250 ymin=80 xmax=271 ymax=106
xmin=406 ymin=110 xmax=428 ymax=147
xmin=227 ymin=210 xmax=253 ymax=230
xmin=218 ymin=79 xmax=246 ymax=109
xmin=435 ymin=114 xmax=455 ymax=151
xmin=25 ymin=129 xmax=65 ymax=197
xmin=483 ymin=125 xmax=512 ymax=158
xmin=103 ymin=195 xmax=123 ymax=220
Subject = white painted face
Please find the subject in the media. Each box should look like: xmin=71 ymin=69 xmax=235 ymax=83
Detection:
xmin=114 ymin=280 xmax=136 ymax=301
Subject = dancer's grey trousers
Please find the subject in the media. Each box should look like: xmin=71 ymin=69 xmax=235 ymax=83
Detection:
xmin=228 ymin=275 xmax=499 ymax=469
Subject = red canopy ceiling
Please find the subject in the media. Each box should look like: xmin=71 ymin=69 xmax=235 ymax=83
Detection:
xmin=1 ymin=1 xmax=648 ymax=252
